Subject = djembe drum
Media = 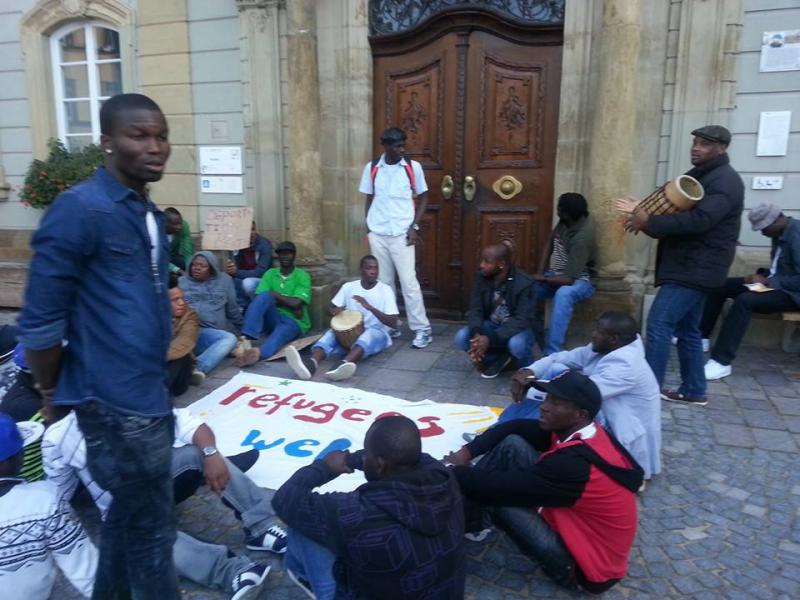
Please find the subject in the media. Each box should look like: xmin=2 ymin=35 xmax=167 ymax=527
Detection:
xmin=636 ymin=175 xmax=705 ymax=215
xmin=331 ymin=310 xmax=365 ymax=348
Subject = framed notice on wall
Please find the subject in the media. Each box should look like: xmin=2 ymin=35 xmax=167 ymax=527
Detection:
xmin=756 ymin=111 xmax=791 ymax=157
xmin=760 ymin=30 xmax=800 ymax=72
xmin=199 ymin=146 xmax=243 ymax=175
xmin=203 ymin=207 xmax=254 ymax=250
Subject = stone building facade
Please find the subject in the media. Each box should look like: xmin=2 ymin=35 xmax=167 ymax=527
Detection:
xmin=0 ymin=0 xmax=797 ymax=342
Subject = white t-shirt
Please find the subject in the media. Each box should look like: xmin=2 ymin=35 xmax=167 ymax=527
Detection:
xmin=358 ymin=155 xmax=428 ymax=237
xmin=331 ymin=279 xmax=399 ymax=334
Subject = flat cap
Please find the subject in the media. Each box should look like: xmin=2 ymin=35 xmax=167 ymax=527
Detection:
xmin=748 ymin=203 xmax=781 ymax=231
xmin=691 ymin=125 xmax=731 ymax=146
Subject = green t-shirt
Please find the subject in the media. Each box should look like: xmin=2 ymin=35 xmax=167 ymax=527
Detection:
xmin=255 ymin=267 xmax=312 ymax=333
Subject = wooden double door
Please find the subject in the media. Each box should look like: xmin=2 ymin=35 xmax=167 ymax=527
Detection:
xmin=373 ymin=21 xmax=562 ymax=318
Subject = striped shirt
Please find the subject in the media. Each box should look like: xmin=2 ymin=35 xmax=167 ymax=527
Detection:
xmin=41 ymin=408 xmax=202 ymax=518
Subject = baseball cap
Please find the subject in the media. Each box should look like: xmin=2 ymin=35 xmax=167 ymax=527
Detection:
xmin=691 ymin=125 xmax=731 ymax=146
xmin=0 ymin=413 xmax=43 ymax=462
xmin=532 ymin=370 xmax=602 ymax=418
xmin=748 ymin=203 xmax=781 ymax=231
xmin=275 ymin=241 xmax=296 ymax=254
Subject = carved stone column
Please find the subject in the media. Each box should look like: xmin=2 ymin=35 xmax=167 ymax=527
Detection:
xmin=285 ymin=0 xmax=326 ymax=267
xmin=586 ymin=0 xmax=642 ymax=312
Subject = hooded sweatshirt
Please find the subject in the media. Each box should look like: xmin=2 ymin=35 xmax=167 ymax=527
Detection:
xmin=178 ymin=251 xmax=243 ymax=331
xmin=273 ymin=453 xmax=466 ymax=600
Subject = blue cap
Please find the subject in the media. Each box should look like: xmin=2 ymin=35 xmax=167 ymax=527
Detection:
xmin=0 ymin=413 xmax=24 ymax=462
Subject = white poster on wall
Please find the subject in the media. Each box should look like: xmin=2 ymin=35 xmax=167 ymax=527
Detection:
xmin=200 ymin=176 xmax=244 ymax=194
xmin=199 ymin=146 xmax=243 ymax=175
xmin=756 ymin=111 xmax=791 ymax=157
xmin=759 ymin=30 xmax=800 ymax=72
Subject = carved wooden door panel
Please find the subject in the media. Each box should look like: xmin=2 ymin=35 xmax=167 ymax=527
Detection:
xmin=372 ymin=26 xmax=561 ymax=316
xmin=461 ymin=31 xmax=561 ymax=282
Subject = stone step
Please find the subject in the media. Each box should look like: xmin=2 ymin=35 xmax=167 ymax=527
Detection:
xmin=0 ymin=261 xmax=28 ymax=308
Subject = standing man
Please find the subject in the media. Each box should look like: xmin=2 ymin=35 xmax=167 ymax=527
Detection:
xmin=360 ymin=127 xmax=433 ymax=349
xmin=703 ymin=204 xmax=800 ymax=380
xmin=625 ymin=125 xmax=744 ymax=406
xmin=454 ymin=242 xmax=537 ymax=378
xmin=18 ymin=93 xmax=180 ymax=598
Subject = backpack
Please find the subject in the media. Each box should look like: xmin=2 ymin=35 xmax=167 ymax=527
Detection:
xmin=370 ymin=157 xmax=417 ymax=200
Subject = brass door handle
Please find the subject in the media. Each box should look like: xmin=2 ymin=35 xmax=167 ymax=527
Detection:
xmin=441 ymin=175 xmax=454 ymax=199
xmin=463 ymin=175 xmax=477 ymax=202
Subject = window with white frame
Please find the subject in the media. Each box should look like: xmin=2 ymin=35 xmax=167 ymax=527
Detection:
xmin=50 ymin=22 xmax=123 ymax=151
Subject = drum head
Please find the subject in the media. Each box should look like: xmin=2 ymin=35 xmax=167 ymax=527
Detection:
xmin=331 ymin=309 xmax=362 ymax=330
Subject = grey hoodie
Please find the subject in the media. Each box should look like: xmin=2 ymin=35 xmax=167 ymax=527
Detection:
xmin=179 ymin=251 xmax=243 ymax=331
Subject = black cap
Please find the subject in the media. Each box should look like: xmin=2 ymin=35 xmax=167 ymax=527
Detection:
xmin=275 ymin=241 xmax=296 ymax=254
xmin=691 ymin=125 xmax=731 ymax=146
xmin=532 ymin=370 xmax=602 ymax=418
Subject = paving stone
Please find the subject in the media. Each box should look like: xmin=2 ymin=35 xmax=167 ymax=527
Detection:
xmin=742 ymin=408 xmax=789 ymax=430
xmin=771 ymin=396 xmax=800 ymax=416
xmin=388 ymin=348 xmax=442 ymax=371
xmin=752 ymin=427 xmax=798 ymax=452
xmin=712 ymin=423 xmax=756 ymax=448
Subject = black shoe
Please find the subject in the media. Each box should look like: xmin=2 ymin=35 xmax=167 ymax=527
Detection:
xmin=231 ymin=563 xmax=271 ymax=600
xmin=481 ymin=354 xmax=511 ymax=379
xmin=660 ymin=388 xmax=708 ymax=406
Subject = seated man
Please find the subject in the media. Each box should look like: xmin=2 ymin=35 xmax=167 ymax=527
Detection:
xmin=445 ymin=370 xmax=643 ymax=594
xmin=42 ymin=408 xmax=284 ymax=599
xmin=236 ymin=241 xmax=311 ymax=367
xmin=703 ymin=203 xmax=800 ymax=380
xmin=180 ymin=251 xmax=243 ymax=382
xmin=506 ymin=312 xmax=661 ymax=481
xmin=532 ymin=193 xmax=596 ymax=355
xmin=167 ymin=280 xmax=200 ymax=395
xmin=455 ymin=242 xmax=536 ymax=379
xmin=226 ymin=221 xmax=274 ymax=306
xmin=165 ymin=207 xmax=194 ymax=275
xmin=273 ymin=415 xmax=465 ymax=599
xmin=0 ymin=413 xmax=98 ymax=599
xmin=286 ymin=255 xmax=398 ymax=381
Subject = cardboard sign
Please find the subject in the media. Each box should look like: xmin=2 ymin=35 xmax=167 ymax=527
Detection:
xmin=189 ymin=373 xmax=501 ymax=492
xmin=202 ymin=207 xmax=254 ymax=251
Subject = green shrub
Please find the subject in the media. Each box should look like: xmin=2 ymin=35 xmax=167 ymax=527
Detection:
xmin=20 ymin=139 xmax=105 ymax=209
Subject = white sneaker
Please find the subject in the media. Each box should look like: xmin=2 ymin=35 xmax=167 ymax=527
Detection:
xmin=702 ymin=338 xmax=710 ymax=353
xmin=231 ymin=563 xmax=271 ymax=600
xmin=411 ymin=328 xmax=433 ymax=349
xmin=190 ymin=370 xmax=205 ymax=386
xmin=704 ymin=359 xmax=731 ymax=381
xmin=325 ymin=361 xmax=357 ymax=381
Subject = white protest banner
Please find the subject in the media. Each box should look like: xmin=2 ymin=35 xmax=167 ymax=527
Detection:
xmin=203 ymin=206 xmax=254 ymax=250
xmin=189 ymin=372 xmax=500 ymax=492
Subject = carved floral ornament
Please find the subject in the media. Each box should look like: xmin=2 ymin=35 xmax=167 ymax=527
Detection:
xmin=369 ymin=0 xmax=565 ymax=36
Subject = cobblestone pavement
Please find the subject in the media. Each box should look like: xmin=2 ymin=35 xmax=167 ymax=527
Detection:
xmin=48 ymin=321 xmax=800 ymax=599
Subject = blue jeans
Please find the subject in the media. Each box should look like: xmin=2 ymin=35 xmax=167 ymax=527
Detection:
xmin=74 ymin=401 xmax=179 ymax=600
xmin=233 ymin=277 xmax=262 ymax=308
xmin=533 ymin=275 xmax=595 ymax=355
xmin=313 ymin=327 xmax=391 ymax=358
xmin=645 ymin=283 xmax=706 ymax=398
xmin=496 ymin=362 xmax=568 ymax=423
xmin=195 ymin=327 xmax=237 ymax=374
xmin=285 ymin=529 xmax=337 ymax=600
xmin=454 ymin=321 xmax=535 ymax=366
xmin=242 ymin=292 xmax=302 ymax=360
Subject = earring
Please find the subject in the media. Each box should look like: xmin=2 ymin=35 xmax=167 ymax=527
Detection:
xmin=105 ymin=149 xmax=112 ymax=154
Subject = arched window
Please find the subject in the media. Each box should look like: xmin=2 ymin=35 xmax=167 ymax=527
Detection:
xmin=49 ymin=22 xmax=123 ymax=150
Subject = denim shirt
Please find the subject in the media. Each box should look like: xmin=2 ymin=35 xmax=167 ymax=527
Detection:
xmin=18 ymin=167 xmax=172 ymax=416
xmin=769 ymin=217 xmax=800 ymax=307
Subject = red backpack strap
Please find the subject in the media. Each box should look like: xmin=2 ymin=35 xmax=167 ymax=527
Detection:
xmin=369 ymin=158 xmax=380 ymax=193
xmin=402 ymin=159 xmax=417 ymax=200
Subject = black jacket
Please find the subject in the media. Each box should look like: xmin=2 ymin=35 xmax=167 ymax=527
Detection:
xmin=467 ymin=266 xmax=536 ymax=346
xmin=273 ymin=453 xmax=466 ymax=600
xmin=646 ymin=153 xmax=744 ymax=291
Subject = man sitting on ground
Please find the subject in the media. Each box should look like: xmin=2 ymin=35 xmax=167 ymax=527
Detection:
xmin=532 ymin=193 xmax=596 ymax=355
xmin=273 ymin=415 xmax=466 ymax=599
xmin=226 ymin=221 xmax=274 ymax=306
xmin=286 ymin=255 xmax=398 ymax=381
xmin=165 ymin=207 xmax=194 ymax=275
xmin=42 ymin=408 xmax=285 ymax=599
xmin=167 ymin=279 xmax=199 ymax=396
xmin=180 ymin=251 xmax=243 ymax=383
xmin=236 ymin=241 xmax=311 ymax=367
xmin=455 ymin=242 xmax=536 ymax=378
xmin=0 ymin=413 xmax=98 ymax=598
xmin=506 ymin=312 xmax=661 ymax=481
xmin=445 ymin=370 xmax=643 ymax=594
xmin=703 ymin=203 xmax=800 ymax=380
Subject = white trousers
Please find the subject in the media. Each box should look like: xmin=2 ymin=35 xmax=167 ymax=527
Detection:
xmin=368 ymin=231 xmax=430 ymax=332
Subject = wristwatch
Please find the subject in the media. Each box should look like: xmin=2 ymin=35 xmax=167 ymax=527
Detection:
xmin=411 ymin=223 xmax=420 ymax=231
xmin=202 ymin=446 xmax=218 ymax=458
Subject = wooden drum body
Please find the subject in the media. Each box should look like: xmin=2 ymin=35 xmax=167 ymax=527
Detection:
xmin=331 ymin=310 xmax=365 ymax=348
xmin=639 ymin=175 xmax=704 ymax=215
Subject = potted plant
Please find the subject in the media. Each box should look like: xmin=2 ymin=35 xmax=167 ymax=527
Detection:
xmin=20 ymin=139 xmax=104 ymax=209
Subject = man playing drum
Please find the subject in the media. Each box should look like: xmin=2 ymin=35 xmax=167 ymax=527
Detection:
xmin=286 ymin=255 xmax=399 ymax=381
